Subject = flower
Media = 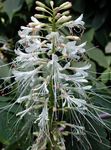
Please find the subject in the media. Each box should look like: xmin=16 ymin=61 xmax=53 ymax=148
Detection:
xmin=35 ymin=99 xmax=49 ymax=131
xmin=28 ymin=16 xmax=45 ymax=29
xmin=18 ymin=26 xmax=32 ymax=38
xmin=62 ymin=41 xmax=86 ymax=59
xmin=16 ymin=95 xmax=30 ymax=103
xmin=61 ymin=89 xmax=87 ymax=109
xmin=65 ymin=14 xmax=85 ymax=28
xmin=9 ymin=1 xmax=106 ymax=150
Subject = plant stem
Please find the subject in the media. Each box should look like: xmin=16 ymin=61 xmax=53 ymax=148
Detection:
xmin=47 ymin=8 xmax=57 ymax=149
xmin=52 ymin=9 xmax=56 ymax=53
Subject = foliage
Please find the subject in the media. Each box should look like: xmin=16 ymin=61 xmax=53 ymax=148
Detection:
xmin=0 ymin=0 xmax=111 ymax=149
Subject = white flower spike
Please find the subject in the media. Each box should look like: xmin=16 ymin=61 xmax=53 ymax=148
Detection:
xmin=6 ymin=1 xmax=109 ymax=150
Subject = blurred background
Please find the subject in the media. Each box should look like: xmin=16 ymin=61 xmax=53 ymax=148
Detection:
xmin=0 ymin=0 xmax=111 ymax=149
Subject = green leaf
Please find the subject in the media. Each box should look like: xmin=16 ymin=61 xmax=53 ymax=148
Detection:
xmin=0 ymin=59 xmax=10 ymax=78
xmin=2 ymin=0 xmax=24 ymax=22
xmin=0 ymin=35 xmax=8 ymax=44
xmin=0 ymin=98 xmax=25 ymax=146
xmin=0 ymin=96 xmax=11 ymax=102
xmin=0 ymin=111 xmax=19 ymax=145
xmin=100 ymin=68 xmax=110 ymax=83
xmin=87 ymin=121 xmax=110 ymax=150
xmin=92 ymin=11 xmax=108 ymax=30
xmin=25 ymin=0 xmax=33 ymax=10
xmin=82 ymin=28 xmax=95 ymax=42
xmin=95 ymin=28 xmax=109 ymax=47
xmin=86 ymin=43 xmax=108 ymax=68
xmin=105 ymin=42 xmax=111 ymax=54
xmin=88 ymin=60 xmax=96 ymax=78
xmin=106 ymin=56 xmax=111 ymax=66
xmin=92 ymin=88 xmax=111 ymax=113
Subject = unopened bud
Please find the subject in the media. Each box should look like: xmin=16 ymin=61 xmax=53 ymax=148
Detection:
xmin=60 ymin=2 xmax=72 ymax=10
xmin=35 ymin=7 xmax=48 ymax=13
xmin=62 ymin=11 xmax=70 ymax=16
xmin=36 ymin=1 xmax=46 ymax=7
xmin=48 ymin=17 xmax=52 ymax=22
xmin=50 ymin=1 xmax=54 ymax=8
xmin=34 ymin=14 xmax=47 ymax=19
xmin=28 ymin=22 xmax=39 ymax=27
xmin=57 ymin=15 xmax=71 ymax=24
xmin=54 ymin=7 xmax=60 ymax=13
xmin=66 ymin=35 xmax=80 ymax=41
xmin=55 ymin=13 xmax=61 ymax=20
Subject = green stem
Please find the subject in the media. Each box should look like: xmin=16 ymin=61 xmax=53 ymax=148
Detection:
xmin=47 ymin=79 xmax=55 ymax=149
xmin=47 ymin=9 xmax=57 ymax=149
xmin=52 ymin=9 xmax=56 ymax=53
xmin=47 ymin=7 xmax=60 ymax=149
xmin=52 ymin=9 xmax=56 ymax=32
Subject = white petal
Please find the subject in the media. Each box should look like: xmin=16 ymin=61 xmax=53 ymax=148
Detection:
xmin=74 ymin=14 xmax=85 ymax=26
xmin=82 ymin=86 xmax=92 ymax=90
xmin=31 ymin=16 xmax=40 ymax=23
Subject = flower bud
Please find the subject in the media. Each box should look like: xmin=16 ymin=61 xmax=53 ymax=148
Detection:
xmin=59 ymin=2 xmax=72 ymax=10
xmin=48 ymin=17 xmax=52 ymax=22
xmin=34 ymin=14 xmax=47 ymax=19
xmin=35 ymin=7 xmax=48 ymax=13
xmin=36 ymin=1 xmax=46 ymax=7
xmin=28 ymin=22 xmax=39 ymax=27
xmin=55 ymin=13 xmax=61 ymax=20
xmin=50 ymin=1 xmax=54 ymax=8
xmin=57 ymin=15 xmax=71 ymax=24
xmin=54 ymin=7 xmax=60 ymax=13
xmin=62 ymin=10 xmax=70 ymax=16
xmin=66 ymin=35 xmax=80 ymax=40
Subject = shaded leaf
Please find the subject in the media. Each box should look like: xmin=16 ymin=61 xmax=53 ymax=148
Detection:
xmin=106 ymin=56 xmax=111 ymax=66
xmin=72 ymin=0 xmax=85 ymax=13
xmin=25 ymin=0 xmax=33 ymax=10
xmin=2 ymin=0 xmax=24 ymax=22
xmin=92 ymin=11 xmax=108 ymax=30
xmin=95 ymin=28 xmax=109 ymax=47
xmin=88 ymin=60 xmax=96 ymax=78
xmin=105 ymin=42 xmax=111 ymax=54
xmin=100 ymin=68 xmax=110 ymax=83
xmin=87 ymin=121 xmax=110 ymax=150
xmin=0 ymin=59 xmax=10 ymax=78
xmin=0 ymin=96 xmax=11 ymax=102
xmin=0 ymin=111 xmax=20 ymax=145
xmin=86 ymin=43 xmax=108 ymax=68
xmin=82 ymin=28 xmax=95 ymax=42
xmin=0 ymin=35 xmax=8 ymax=44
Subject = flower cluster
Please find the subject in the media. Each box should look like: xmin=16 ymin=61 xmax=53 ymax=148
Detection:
xmin=11 ymin=1 xmax=103 ymax=149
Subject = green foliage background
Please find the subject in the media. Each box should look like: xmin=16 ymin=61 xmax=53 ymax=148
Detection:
xmin=0 ymin=0 xmax=111 ymax=149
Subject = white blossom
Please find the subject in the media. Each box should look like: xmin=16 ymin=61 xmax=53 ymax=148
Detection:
xmin=18 ymin=26 xmax=32 ymax=38
xmin=65 ymin=14 xmax=85 ymax=28
xmin=10 ymin=3 xmax=96 ymax=149
xmin=61 ymin=90 xmax=87 ymax=110
xmin=62 ymin=41 xmax=86 ymax=59
xmin=33 ymin=81 xmax=49 ymax=96
xmin=35 ymin=99 xmax=49 ymax=131
xmin=29 ymin=16 xmax=45 ymax=29
xmin=16 ymin=95 xmax=30 ymax=103
xmin=12 ymin=69 xmax=37 ymax=81
xmin=73 ymin=14 xmax=84 ymax=26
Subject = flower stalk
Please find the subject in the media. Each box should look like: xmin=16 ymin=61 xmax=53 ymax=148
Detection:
xmin=9 ymin=1 xmax=110 ymax=150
